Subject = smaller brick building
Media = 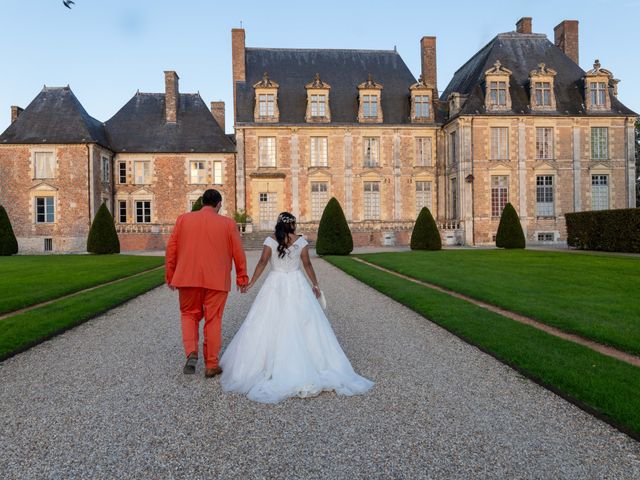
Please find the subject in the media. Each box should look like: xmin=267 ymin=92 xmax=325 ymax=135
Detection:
xmin=0 ymin=72 xmax=234 ymax=253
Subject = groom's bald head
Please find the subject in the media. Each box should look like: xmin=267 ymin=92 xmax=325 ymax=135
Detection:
xmin=202 ymin=189 xmax=222 ymax=208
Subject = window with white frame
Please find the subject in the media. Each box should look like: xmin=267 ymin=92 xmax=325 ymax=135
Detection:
xmin=590 ymin=82 xmax=607 ymax=106
xmin=536 ymin=127 xmax=554 ymax=160
xmin=34 ymin=152 xmax=55 ymax=179
xmin=363 ymin=95 xmax=378 ymax=118
xmin=538 ymin=232 xmax=555 ymax=242
xmin=35 ymin=196 xmax=55 ymax=223
xmin=134 ymin=161 xmax=151 ymax=184
xmin=536 ymin=175 xmax=554 ymax=216
xmin=135 ymin=200 xmax=151 ymax=223
xmin=258 ymin=137 xmax=276 ymax=167
xmin=449 ymin=131 xmax=457 ymax=165
xmin=491 ymin=175 xmax=509 ymax=218
xmin=415 ymin=137 xmax=432 ymax=167
xmin=310 ymin=94 xmax=327 ymax=117
xmin=190 ymin=161 xmax=207 ymax=184
xmin=591 ymin=127 xmax=609 ymax=160
xmin=310 ymin=137 xmax=328 ymax=167
xmin=363 ymin=181 xmax=381 ymax=219
xmin=534 ymin=82 xmax=552 ymax=106
xmin=489 ymin=81 xmax=507 ymax=106
xmin=414 ymin=95 xmax=430 ymax=118
xmin=490 ymin=127 xmax=509 ymax=160
xmin=591 ymin=175 xmax=609 ymax=211
xmin=450 ymin=178 xmax=458 ymax=219
xmin=363 ymin=137 xmax=380 ymax=167
xmin=117 ymin=162 xmax=127 ymax=184
xmin=258 ymin=94 xmax=275 ymax=117
xmin=310 ymin=182 xmax=329 ymax=221
xmin=415 ymin=181 xmax=432 ymax=217
xmin=213 ymin=161 xmax=223 ymax=184
xmin=101 ymin=156 xmax=110 ymax=184
xmin=118 ymin=200 xmax=127 ymax=223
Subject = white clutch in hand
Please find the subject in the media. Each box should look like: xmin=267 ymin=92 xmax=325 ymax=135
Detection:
xmin=318 ymin=290 xmax=327 ymax=310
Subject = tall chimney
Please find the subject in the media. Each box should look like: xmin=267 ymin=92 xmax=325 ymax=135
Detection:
xmin=211 ymin=101 xmax=225 ymax=132
xmin=232 ymin=28 xmax=246 ymax=109
xmin=516 ymin=17 xmax=532 ymax=34
xmin=554 ymin=20 xmax=579 ymax=65
xmin=164 ymin=71 xmax=179 ymax=123
xmin=10 ymin=106 xmax=23 ymax=123
xmin=420 ymin=36 xmax=437 ymax=93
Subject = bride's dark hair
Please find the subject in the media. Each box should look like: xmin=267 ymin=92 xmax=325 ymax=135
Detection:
xmin=274 ymin=212 xmax=296 ymax=258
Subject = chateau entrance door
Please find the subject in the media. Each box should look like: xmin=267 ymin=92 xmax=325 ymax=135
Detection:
xmin=258 ymin=192 xmax=278 ymax=230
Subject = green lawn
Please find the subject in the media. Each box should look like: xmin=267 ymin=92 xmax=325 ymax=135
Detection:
xmin=0 ymin=268 xmax=165 ymax=360
xmin=325 ymin=255 xmax=640 ymax=439
xmin=356 ymin=250 xmax=640 ymax=355
xmin=0 ymin=255 xmax=165 ymax=314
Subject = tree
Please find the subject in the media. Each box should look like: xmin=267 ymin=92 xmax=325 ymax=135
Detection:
xmin=495 ymin=203 xmax=526 ymax=249
xmin=191 ymin=196 xmax=203 ymax=211
xmin=316 ymin=197 xmax=353 ymax=255
xmin=410 ymin=207 xmax=441 ymax=250
xmin=87 ymin=203 xmax=120 ymax=254
xmin=0 ymin=205 xmax=18 ymax=256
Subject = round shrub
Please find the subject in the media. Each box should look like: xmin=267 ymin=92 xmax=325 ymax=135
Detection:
xmin=0 ymin=205 xmax=18 ymax=256
xmin=410 ymin=207 xmax=441 ymax=250
xmin=87 ymin=203 xmax=120 ymax=254
xmin=191 ymin=197 xmax=203 ymax=211
xmin=316 ymin=197 xmax=353 ymax=255
xmin=496 ymin=202 xmax=526 ymax=249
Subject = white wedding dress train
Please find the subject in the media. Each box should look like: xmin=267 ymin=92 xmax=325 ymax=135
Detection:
xmin=220 ymin=236 xmax=373 ymax=404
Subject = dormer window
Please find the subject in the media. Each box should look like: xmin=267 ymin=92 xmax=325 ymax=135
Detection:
xmin=584 ymin=60 xmax=616 ymax=112
xmin=305 ymin=73 xmax=331 ymax=123
xmin=484 ymin=60 xmax=512 ymax=112
xmin=409 ymin=75 xmax=434 ymax=122
xmin=529 ymin=63 xmax=557 ymax=111
xmin=357 ymin=74 xmax=383 ymax=123
xmin=253 ymin=72 xmax=279 ymax=122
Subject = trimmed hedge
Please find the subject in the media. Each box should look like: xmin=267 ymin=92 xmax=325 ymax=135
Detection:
xmin=316 ymin=197 xmax=353 ymax=255
xmin=191 ymin=197 xmax=203 ymax=211
xmin=496 ymin=203 xmax=526 ymax=249
xmin=566 ymin=208 xmax=640 ymax=253
xmin=410 ymin=207 xmax=441 ymax=250
xmin=0 ymin=205 xmax=18 ymax=256
xmin=87 ymin=203 xmax=120 ymax=254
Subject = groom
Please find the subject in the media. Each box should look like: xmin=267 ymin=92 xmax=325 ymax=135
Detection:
xmin=165 ymin=189 xmax=249 ymax=378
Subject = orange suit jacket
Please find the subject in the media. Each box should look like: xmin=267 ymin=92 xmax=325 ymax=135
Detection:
xmin=165 ymin=207 xmax=249 ymax=291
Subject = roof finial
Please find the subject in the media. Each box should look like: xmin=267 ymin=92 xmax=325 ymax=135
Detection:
xmin=594 ymin=59 xmax=601 ymax=71
xmin=494 ymin=60 xmax=502 ymax=70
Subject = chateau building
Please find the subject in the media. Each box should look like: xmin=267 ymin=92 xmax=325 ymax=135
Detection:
xmin=0 ymin=17 xmax=636 ymax=252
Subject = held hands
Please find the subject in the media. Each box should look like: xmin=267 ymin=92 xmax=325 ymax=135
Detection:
xmin=311 ymin=284 xmax=321 ymax=299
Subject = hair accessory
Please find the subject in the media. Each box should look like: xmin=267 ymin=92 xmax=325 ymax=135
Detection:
xmin=277 ymin=214 xmax=296 ymax=224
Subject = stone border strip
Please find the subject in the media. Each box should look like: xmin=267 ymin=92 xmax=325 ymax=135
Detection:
xmin=353 ymin=257 xmax=640 ymax=368
xmin=0 ymin=266 xmax=165 ymax=322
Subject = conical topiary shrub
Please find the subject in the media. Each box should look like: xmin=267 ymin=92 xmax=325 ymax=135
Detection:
xmin=410 ymin=207 xmax=442 ymax=250
xmin=316 ymin=197 xmax=353 ymax=255
xmin=87 ymin=203 xmax=120 ymax=254
xmin=0 ymin=205 xmax=18 ymax=256
xmin=496 ymin=202 xmax=526 ymax=249
xmin=191 ymin=196 xmax=203 ymax=211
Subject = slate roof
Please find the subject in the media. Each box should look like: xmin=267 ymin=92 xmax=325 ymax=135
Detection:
xmin=235 ymin=47 xmax=445 ymax=125
xmin=105 ymin=92 xmax=234 ymax=153
xmin=441 ymin=32 xmax=636 ymax=118
xmin=0 ymin=86 xmax=110 ymax=147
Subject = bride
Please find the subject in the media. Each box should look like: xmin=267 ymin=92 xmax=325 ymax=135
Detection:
xmin=220 ymin=212 xmax=373 ymax=404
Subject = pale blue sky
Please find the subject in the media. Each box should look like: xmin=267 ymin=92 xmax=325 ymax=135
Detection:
xmin=1 ymin=0 xmax=638 ymax=134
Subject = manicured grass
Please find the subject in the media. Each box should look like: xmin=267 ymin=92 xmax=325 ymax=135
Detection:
xmin=0 ymin=268 xmax=165 ymax=360
xmin=325 ymin=255 xmax=640 ymax=438
xmin=356 ymin=250 xmax=640 ymax=355
xmin=0 ymin=255 xmax=165 ymax=314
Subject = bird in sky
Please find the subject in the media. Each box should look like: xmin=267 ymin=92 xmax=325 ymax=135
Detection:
xmin=63 ymin=0 xmax=75 ymax=9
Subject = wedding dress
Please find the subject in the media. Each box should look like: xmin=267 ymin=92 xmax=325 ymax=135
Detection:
xmin=220 ymin=236 xmax=374 ymax=404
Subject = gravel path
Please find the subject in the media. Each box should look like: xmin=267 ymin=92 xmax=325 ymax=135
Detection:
xmin=1 ymin=252 xmax=639 ymax=479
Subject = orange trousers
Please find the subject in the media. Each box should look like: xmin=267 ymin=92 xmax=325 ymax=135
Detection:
xmin=178 ymin=287 xmax=229 ymax=369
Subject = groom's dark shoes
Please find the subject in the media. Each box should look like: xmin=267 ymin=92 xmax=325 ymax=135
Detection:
xmin=183 ymin=352 xmax=198 ymax=374
xmin=204 ymin=366 xmax=222 ymax=378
